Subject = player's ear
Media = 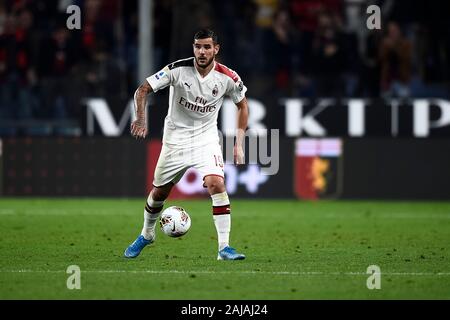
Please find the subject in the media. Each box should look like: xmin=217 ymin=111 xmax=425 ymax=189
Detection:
xmin=214 ymin=44 xmax=220 ymax=55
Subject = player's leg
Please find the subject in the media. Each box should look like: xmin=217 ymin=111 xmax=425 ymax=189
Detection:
xmin=140 ymin=183 xmax=174 ymax=240
xmin=203 ymin=175 xmax=230 ymax=249
xmin=124 ymin=183 xmax=174 ymax=258
xmin=203 ymin=175 xmax=245 ymax=261
xmin=196 ymin=141 xmax=245 ymax=260
xmin=124 ymin=144 xmax=188 ymax=258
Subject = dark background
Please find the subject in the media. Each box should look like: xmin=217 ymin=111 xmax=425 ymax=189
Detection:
xmin=1 ymin=0 xmax=450 ymax=199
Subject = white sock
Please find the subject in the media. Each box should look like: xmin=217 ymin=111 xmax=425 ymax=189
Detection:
xmin=214 ymin=215 xmax=231 ymax=251
xmin=141 ymin=194 xmax=164 ymax=240
xmin=211 ymin=192 xmax=231 ymax=251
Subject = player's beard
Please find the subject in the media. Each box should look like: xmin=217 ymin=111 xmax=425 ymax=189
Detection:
xmin=196 ymin=55 xmax=215 ymax=69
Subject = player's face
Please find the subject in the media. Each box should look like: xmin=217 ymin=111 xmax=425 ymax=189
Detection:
xmin=193 ymin=38 xmax=219 ymax=69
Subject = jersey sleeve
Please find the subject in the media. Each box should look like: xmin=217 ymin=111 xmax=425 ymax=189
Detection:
xmin=146 ymin=65 xmax=174 ymax=92
xmin=226 ymin=74 xmax=247 ymax=104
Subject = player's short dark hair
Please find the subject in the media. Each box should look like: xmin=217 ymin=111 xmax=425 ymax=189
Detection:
xmin=194 ymin=29 xmax=218 ymax=44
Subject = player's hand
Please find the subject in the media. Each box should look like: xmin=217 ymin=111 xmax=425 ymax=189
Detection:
xmin=233 ymin=145 xmax=244 ymax=165
xmin=130 ymin=119 xmax=148 ymax=139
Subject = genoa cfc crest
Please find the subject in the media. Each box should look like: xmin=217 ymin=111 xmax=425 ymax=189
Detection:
xmin=294 ymin=138 xmax=343 ymax=200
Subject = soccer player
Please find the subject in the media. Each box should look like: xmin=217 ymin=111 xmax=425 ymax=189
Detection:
xmin=124 ymin=29 xmax=248 ymax=260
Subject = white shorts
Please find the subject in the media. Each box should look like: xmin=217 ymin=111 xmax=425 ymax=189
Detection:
xmin=153 ymin=142 xmax=225 ymax=187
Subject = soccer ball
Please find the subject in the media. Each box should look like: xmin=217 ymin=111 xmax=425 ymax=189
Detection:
xmin=160 ymin=206 xmax=191 ymax=237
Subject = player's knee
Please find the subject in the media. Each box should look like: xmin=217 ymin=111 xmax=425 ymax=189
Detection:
xmin=205 ymin=177 xmax=225 ymax=194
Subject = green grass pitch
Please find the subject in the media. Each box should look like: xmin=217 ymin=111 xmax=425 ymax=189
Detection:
xmin=0 ymin=198 xmax=449 ymax=299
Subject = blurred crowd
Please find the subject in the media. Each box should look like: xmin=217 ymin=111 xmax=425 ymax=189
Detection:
xmin=0 ymin=0 xmax=450 ymax=135
xmin=212 ymin=0 xmax=450 ymax=100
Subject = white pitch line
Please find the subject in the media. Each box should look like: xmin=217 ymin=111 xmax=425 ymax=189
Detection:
xmin=1 ymin=270 xmax=450 ymax=276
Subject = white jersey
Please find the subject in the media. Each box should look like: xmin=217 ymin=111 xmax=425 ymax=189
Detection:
xmin=146 ymin=57 xmax=247 ymax=148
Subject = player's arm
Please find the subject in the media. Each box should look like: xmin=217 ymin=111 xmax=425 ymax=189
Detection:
xmin=234 ymin=97 xmax=249 ymax=165
xmin=131 ymin=82 xmax=153 ymax=139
